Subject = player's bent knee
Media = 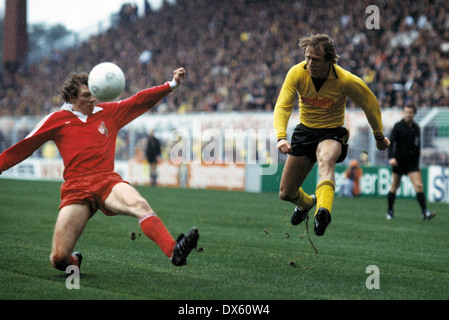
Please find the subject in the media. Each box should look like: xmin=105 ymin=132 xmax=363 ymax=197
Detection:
xmin=279 ymin=191 xmax=294 ymax=202
xmin=49 ymin=253 xmax=70 ymax=271
xmin=126 ymin=197 xmax=153 ymax=217
xmin=134 ymin=197 xmax=152 ymax=211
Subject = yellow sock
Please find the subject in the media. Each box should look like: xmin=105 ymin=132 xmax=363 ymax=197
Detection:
xmin=315 ymin=180 xmax=335 ymax=216
xmin=294 ymin=187 xmax=314 ymax=210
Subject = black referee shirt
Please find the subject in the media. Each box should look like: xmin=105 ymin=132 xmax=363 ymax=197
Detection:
xmin=388 ymin=119 xmax=421 ymax=163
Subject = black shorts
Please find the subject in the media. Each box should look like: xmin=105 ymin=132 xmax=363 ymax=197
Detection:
xmin=392 ymin=160 xmax=420 ymax=175
xmin=290 ymin=124 xmax=349 ymax=163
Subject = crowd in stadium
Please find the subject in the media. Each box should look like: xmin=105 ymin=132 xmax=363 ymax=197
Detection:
xmin=0 ymin=0 xmax=448 ymax=117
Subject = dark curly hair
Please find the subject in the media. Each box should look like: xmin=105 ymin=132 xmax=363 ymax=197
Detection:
xmin=61 ymin=72 xmax=89 ymax=103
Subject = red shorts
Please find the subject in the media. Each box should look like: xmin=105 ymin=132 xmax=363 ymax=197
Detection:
xmin=59 ymin=172 xmax=129 ymax=217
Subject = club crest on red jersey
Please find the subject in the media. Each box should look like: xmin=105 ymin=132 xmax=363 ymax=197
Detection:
xmin=98 ymin=121 xmax=109 ymax=137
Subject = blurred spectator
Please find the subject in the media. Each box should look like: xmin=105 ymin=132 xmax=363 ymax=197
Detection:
xmin=42 ymin=141 xmax=58 ymax=159
xmin=145 ymin=130 xmax=161 ymax=186
xmin=339 ymin=159 xmax=363 ymax=198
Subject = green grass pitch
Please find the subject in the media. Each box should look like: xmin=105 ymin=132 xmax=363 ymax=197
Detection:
xmin=0 ymin=178 xmax=447 ymax=300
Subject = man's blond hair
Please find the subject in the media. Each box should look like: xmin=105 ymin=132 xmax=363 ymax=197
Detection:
xmin=299 ymin=33 xmax=340 ymax=64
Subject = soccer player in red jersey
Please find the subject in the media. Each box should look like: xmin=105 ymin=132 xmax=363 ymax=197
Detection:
xmin=0 ymin=67 xmax=199 ymax=270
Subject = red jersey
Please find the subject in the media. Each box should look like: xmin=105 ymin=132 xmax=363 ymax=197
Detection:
xmin=0 ymin=83 xmax=171 ymax=181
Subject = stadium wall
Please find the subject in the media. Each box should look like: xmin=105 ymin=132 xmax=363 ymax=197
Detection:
xmin=1 ymin=157 xmax=449 ymax=203
xmin=261 ymin=163 xmax=449 ymax=204
xmin=0 ymin=158 xmax=247 ymax=191
xmin=1 ymin=108 xmax=449 ymax=203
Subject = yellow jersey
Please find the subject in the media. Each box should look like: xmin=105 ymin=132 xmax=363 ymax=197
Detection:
xmin=273 ymin=61 xmax=384 ymax=141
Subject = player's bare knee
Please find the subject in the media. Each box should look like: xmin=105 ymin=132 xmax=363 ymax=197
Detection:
xmin=318 ymin=158 xmax=335 ymax=177
xmin=50 ymin=253 xmax=70 ymax=271
xmin=279 ymin=190 xmax=294 ymax=202
xmin=131 ymin=197 xmax=152 ymax=214
xmin=317 ymin=156 xmax=332 ymax=168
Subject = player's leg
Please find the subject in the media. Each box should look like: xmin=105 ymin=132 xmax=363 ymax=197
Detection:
xmin=408 ymin=171 xmax=436 ymax=220
xmin=104 ymin=182 xmax=176 ymax=256
xmin=387 ymin=172 xmax=401 ymax=219
xmin=50 ymin=204 xmax=90 ymax=271
xmin=314 ymin=139 xmax=341 ymax=235
xmin=279 ymin=154 xmax=315 ymax=207
xmin=279 ymin=154 xmax=316 ymax=225
xmin=315 ymin=139 xmax=341 ymax=213
xmin=104 ymin=182 xmax=198 ymax=265
xmin=104 ymin=182 xmax=156 ymax=218
xmin=150 ymin=162 xmax=158 ymax=186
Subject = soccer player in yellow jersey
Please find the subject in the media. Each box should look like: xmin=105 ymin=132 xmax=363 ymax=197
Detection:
xmin=274 ymin=34 xmax=390 ymax=236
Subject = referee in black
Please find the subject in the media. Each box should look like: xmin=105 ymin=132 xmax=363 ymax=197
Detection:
xmin=386 ymin=103 xmax=436 ymax=220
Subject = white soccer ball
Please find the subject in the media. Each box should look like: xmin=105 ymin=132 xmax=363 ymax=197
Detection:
xmin=88 ymin=62 xmax=126 ymax=101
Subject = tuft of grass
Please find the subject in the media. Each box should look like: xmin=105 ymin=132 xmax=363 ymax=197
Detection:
xmin=0 ymin=179 xmax=448 ymax=300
